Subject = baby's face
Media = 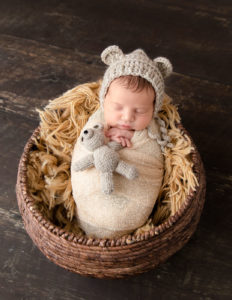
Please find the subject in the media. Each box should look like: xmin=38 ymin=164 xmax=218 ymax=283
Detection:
xmin=104 ymin=80 xmax=155 ymax=131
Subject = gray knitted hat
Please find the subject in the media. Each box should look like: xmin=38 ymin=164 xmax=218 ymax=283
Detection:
xmin=99 ymin=45 xmax=173 ymax=116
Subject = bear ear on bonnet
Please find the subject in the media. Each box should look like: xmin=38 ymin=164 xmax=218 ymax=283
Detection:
xmin=153 ymin=57 xmax=173 ymax=78
xmin=101 ymin=45 xmax=124 ymax=65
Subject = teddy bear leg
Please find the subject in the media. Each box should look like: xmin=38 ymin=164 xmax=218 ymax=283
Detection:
xmin=116 ymin=161 xmax=138 ymax=180
xmin=101 ymin=172 xmax=114 ymax=194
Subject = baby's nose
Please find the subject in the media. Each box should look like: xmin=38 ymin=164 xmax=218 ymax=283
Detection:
xmin=123 ymin=110 xmax=134 ymax=122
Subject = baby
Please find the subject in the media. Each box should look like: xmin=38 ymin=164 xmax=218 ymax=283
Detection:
xmin=71 ymin=45 xmax=173 ymax=238
xmin=103 ymin=76 xmax=155 ymax=148
xmin=99 ymin=45 xmax=173 ymax=151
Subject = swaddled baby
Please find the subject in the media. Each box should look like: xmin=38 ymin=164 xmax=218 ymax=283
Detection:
xmin=71 ymin=45 xmax=173 ymax=238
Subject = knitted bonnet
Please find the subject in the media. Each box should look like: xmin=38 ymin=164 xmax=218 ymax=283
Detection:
xmin=99 ymin=45 xmax=173 ymax=116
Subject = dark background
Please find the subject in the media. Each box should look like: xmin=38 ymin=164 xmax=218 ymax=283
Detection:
xmin=0 ymin=0 xmax=231 ymax=299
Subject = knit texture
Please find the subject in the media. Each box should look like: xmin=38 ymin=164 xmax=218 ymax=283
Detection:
xmin=73 ymin=124 xmax=138 ymax=194
xmin=99 ymin=45 xmax=173 ymax=116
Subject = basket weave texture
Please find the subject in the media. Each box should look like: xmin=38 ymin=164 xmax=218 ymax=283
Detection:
xmin=16 ymin=86 xmax=206 ymax=278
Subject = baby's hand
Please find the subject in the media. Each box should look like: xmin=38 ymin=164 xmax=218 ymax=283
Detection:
xmin=105 ymin=127 xmax=134 ymax=148
xmin=110 ymin=136 xmax=132 ymax=148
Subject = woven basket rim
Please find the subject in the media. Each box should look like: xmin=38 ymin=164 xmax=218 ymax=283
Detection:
xmin=17 ymin=123 xmax=202 ymax=248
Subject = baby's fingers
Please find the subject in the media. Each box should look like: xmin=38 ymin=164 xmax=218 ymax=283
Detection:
xmin=125 ymin=138 xmax=132 ymax=148
xmin=120 ymin=137 xmax=126 ymax=147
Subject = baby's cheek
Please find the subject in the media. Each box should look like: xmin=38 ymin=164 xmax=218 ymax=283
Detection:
xmin=106 ymin=112 xmax=119 ymax=126
xmin=143 ymin=116 xmax=152 ymax=126
xmin=104 ymin=111 xmax=112 ymax=126
xmin=135 ymin=114 xmax=153 ymax=130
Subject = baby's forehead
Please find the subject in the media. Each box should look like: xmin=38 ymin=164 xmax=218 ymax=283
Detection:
xmin=108 ymin=77 xmax=155 ymax=95
xmin=107 ymin=79 xmax=155 ymax=104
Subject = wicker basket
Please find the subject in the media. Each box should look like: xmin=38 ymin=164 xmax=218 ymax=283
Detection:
xmin=16 ymin=122 xmax=206 ymax=278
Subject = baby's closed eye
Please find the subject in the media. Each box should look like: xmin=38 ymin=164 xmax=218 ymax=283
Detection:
xmin=135 ymin=108 xmax=149 ymax=114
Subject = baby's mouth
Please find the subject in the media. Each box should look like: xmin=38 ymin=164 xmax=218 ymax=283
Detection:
xmin=118 ymin=124 xmax=132 ymax=130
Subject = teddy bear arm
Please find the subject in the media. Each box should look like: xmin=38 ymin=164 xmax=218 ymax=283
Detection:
xmin=115 ymin=160 xmax=138 ymax=180
xmin=73 ymin=154 xmax=94 ymax=172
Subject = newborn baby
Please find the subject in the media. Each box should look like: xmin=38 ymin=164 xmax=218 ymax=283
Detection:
xmin=71 ymin=45 xmax=173 ymax=238
xmin=104 ymin=76 xmax=155 ymax=148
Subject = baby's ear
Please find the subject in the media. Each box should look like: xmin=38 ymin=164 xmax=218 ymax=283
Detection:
xmin=101 ymin=45 xmax=124 ymax=65
xmin=153 ymin=57 xmax=173 ymax=78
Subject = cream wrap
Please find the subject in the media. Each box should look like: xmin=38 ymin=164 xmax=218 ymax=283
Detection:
xmin=71 ymin=108 xmax=164 ymax=238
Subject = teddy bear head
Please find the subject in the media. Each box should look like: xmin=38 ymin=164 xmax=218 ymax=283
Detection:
xmin=79 ymin=123 xmax=105 ymax=151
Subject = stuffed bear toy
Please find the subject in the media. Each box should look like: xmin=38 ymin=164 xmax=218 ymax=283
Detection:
xmin=73 ymin=123 xmax=138 ymax=194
